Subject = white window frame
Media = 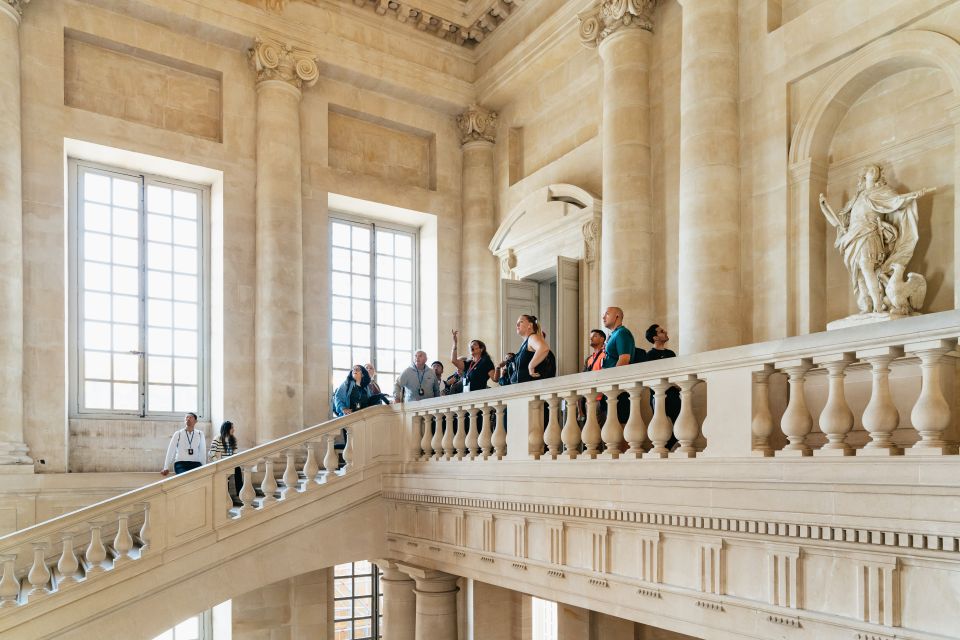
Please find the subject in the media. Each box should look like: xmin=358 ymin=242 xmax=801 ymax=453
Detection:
xmin=151 ymin=609 xmax=214 ymax=640
xmin=328 ymin=213 xmax=420 ymax=400
xmin=68 ymin=159 xmax=212 ymax=420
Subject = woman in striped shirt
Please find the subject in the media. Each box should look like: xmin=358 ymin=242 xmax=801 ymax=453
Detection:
xmin=209 ymin=421 xmax=243 ymax=505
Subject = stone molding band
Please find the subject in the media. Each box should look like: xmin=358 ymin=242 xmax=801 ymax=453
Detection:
xmin=578 ymin=0 xmax=659 ymax=48
xmin=249 ymin=36 xmax=319 ymax=89
xmin=384 ymin=491 xmax=960 ymax=555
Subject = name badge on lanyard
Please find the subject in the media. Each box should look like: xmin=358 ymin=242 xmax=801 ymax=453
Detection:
xmin=186 ymin=430 xmax=195 ymax=456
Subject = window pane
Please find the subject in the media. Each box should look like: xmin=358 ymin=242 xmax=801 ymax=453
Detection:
xmin=173 ymin=218 xmax=197 ymax=247
xmin=352 ymin=226 xmax=370 ymax=250
xmin=84 ymin=321 xmax=111 ymax=350
xmin=84 ymin=262 xmax=111 ymax=292
xmin=174 ymin=615 xmax=199 ymax=640
xmin=84 ymin=292 xmax=111 ymax=321
xmin=84 ymin=203 xmax=111 ymax=233
xmin=113 ymin=382 xmax=138 ymax=410
xmin=112 ymin=208 xmax=139 ymax=238
xmin=149 ymin=356 xmax=172 ymax=383
xmin=352 ymin=299 xmax=370 ymax=323
xmin=148 ymin=271 xmax=172 ymax=299
xmin=335 ymin=599 xmax=352 ymax=618
xmin=352 ymin=348 xmax=370 ymax=367
xmin=173 ymin=246 xmax=198 ymax=274
xmin=376 ymin=255 xmax=394 ymax=279
xmin=332 ymin=321 xmax=351 ymax=345
xmin=112 ymin=178 xmax=138 ymax=209
xmin=351 ymin=250 xmax=370 ymax=275
xmin=332 ymin=296 xmax=351 ymax=321
xmin=148 ymin=242 xmax=172 ymax=272
xmin=173 ymin=190 xmax=198 ymax=219
xmin=113 ymin=236 xmax=139 ymax=267
xmin=395 ymin=305 xmax=412 ymax=329
xmin=113 ymin=266 xmax=139 ymax=296
xmin=395 ymin=234 xmax=412 ymax=258
xmin=149 ymin=328 xmax=172 ymax=355
xmin=332 ymin=346 xmax=351 ymax=370
xmin=149 ymin=299 xmax=173 ymax=328
xmin=355 ymin=560 xmax=372 ymax=574
xmin=395 ymin=282 xmax=411 ymax=304
xmin=85 ymin=381 xmax=111 ymax=409
xmin=352 ymin=323 xmax=370 ymax=347
xmin=332 ymin=223 xmax=351 ymax=247
xmin=113 ymin=324 xmax=139 ymax=352
xmin=352 ymin=275 xmax=370 ymax=299
xmin=355 ymin=577 xmax=372 ymax=597
xmin=395 ymin=258 xmax=412 ymax=281
xmin=377 ymin=350 xmax=394 ymax=373
xmin=113 ymin=295 xmax=139 ymax=325
xmin=84 ymin=172 xmax=111 ymax=204
xmin=376 ymin=279 xmax=393 ymax=303
xmin=152 ymin=630 xmax=173 ymax=640
xmin=354 ymin=618 xmax=372 ymax=638
xmin=147 ymin=185 xmax=171 ymax=214
xmin=85 ymin=232 xmax=111 ymax=261
xmin=376 ymin=303 xmax=393 ymax=326
xmin=85 ymin=351 xmax=111 ymax=379
xmin=113 ymin=353 xmax=139 ymax=381
xmin=334 ymin=620 xmax=353 ymax=640
xmin=173 ymin=302 xmax=198 ymax=330
xmin=148 ymin=214 xmax=172 ymax=243
xmin=335 ymin=563 xmax=352 ymax=577
xmin=173 ymin=274 xmax=198 ymax=302
xmin=395 ymin=328 xmax=412 ymax=351
xmin=173 ymin=330 xmax=197 ymax=357
xmin=148 ymin=384 xmax=172 ymax=412
xmin=376 ymin=327 xmax=394 ymax=350
xmin=174 ymin=386 xmax=197 ymax=413
xmin=332 ymin=272 xmax=351 ymax=296
xmin=376 ymin=231 xmax=393 ymax=255
xmin=332 ymin=247 xmax=351 ymax=270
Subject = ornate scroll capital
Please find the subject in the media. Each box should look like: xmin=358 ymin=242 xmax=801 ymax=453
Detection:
xmin=248 ymin=36 xmax=320 ymax=90
xmin=457 ymin=104 xmax=498 ymax=145
xmin=578 ymin=0 xmax=659 ymax=48
xmin=2 ymin=0 xmax=29 ymax=21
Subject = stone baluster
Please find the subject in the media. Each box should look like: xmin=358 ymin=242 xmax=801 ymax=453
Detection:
xmin=906 ymin=340 xmax=959 ymax=455
xmin=776 ymin=359 xmax=814 ymax=456
xmin=57 ymin=531 xmax=80 ymax=583
xmin=465 ymin=407 xmax=480 ymax=460
xmin=622 ymin=383 xmax=648 ymax=458
xmin=478 ymin=406 xmax=493 ymax=459
xmin=419 ymin=414 xmax=433 ymax=460
xmin=544 ymin=395 xmax=563 ymax=459
xmin=113 ymin=512 xmax=134 ymax=561
xmin=442 ymin=411 xmax=456 ymax=460
xmin=323 ymin=434 xmax=340 ymax=478
xmin=138 ymin=503 xmax=152 ymax=552
xmin=26 ymin=543 xmax=50 ymax=596
xmin=814 ymin=354 xmax=855 ymax=456
xmin=492 ymin=404 xmax=507 ymax=459
xmin=528 ymin=399 xmax=546 ymax=460
xmin=453 ymin=408 xmax=468 ymax=460
xmin=671 ymin=375 xmax=702 ymax=457
xmin=0 ymin=554 xmax=19 ymax=606
xmin=410 ymin=413 xmax=426 ymax=461
xmin=239 ymin=466 xmax=257 ymax=511
xmin=858 ymin=347 xmax=904 ymax=456
xmin=581 ymin=389 xmax=602 ymax=459
xmin=282 ymin=450 xmax=299 ymax=495
xmin=561 ymin=391 xmax=582 ymax=460
xmin=343 ymin=428 xmax=355 ymax=472
xmin=751 ymin=366 xmax=775 ymax=456
xmin=303 ymin=442 xmax=320 ymax=486
xmin=431 ymin=412 xmax=444 ymax=461
xmin=600 ymin=386 xmax=624 ymax=459
xmin=220 ymin=468 xmax=233 ymax=515
xmin=644 ymin=379 xmax=673 ymax=458
xmin=260 ymin=457 xmax=279 ymax=503
xmin=85 ymin=522 xmax=107 ymax=574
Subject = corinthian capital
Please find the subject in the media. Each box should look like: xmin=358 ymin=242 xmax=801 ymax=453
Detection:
xmin=578 ymin=0 xmax=659 ymax=48
xmin=457 ymin=104 xmax=498 ymax=145
xmin=2 ymin=0 xmax=30 ymax=19
xmin=249 ymin=36 xmax=320 ymax=90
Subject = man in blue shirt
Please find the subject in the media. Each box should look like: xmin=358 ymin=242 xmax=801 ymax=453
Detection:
xmin=602 ymin=307 xmax=636 ymax=368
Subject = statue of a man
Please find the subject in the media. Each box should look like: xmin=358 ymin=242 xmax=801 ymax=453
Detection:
xmin=819 ymin=164 xmax=934 ymax=314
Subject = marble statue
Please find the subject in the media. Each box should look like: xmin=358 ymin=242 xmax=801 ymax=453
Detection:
xmin=819 ymin=164 xmax=935 ymax=327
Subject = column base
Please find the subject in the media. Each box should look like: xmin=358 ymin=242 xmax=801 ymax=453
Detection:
xmin=905 ymin=444 xmax=958 ymax=456
xmin=858 ymin=446 xmax=904 ymax=457
xmin=0 ymin=441 xmax=33 ymax=467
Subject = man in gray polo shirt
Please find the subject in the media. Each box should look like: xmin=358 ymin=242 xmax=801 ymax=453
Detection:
xmin=394 ymin=350 xmax=440 ymax=403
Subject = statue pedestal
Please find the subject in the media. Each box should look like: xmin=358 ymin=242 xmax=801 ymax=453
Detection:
xmin=827 ymin=311 xmax=918 ymax=331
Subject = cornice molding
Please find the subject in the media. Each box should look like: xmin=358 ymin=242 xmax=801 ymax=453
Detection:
xmin=578 ymin=0 xmax=659 ymax=48
xmin=457 ymin=104 xmax=498 ymax=145
xmin=248 ymin=35 xmax=320 ymax=89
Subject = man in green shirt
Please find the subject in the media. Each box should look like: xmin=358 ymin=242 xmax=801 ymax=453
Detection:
xmin=602 ymin=307 xmax=636 ymax=368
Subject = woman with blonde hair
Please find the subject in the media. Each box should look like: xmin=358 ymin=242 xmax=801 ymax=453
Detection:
xmin=511 ymin=314 xmax=556 ymax=384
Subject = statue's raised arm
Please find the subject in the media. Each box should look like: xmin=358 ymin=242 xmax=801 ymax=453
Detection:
xmin=818 ymin=193 xmax=842 ymax=229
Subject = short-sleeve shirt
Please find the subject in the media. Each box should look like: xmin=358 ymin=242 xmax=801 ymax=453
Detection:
xmin=462 ymin=355 xmax=495 ymax=392
xmin=603 ymin=326 xmax=636 ymax=368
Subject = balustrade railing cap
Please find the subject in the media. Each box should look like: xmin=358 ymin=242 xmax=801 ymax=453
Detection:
xmin=856 ymin=345 xmax=905 ymax=359
xmin=811 ymin=352 xmax=856 ymax=365
xmin=903 ymin=338 xmax=957 ymax=353
xmin=773 ymin=357 xmax=813 ymax=370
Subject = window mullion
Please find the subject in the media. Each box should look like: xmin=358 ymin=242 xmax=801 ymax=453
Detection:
xmin=138 ymin=175 xmax=148 ymax=418
xmin=370 ymin=222 xmax=377 ymax=369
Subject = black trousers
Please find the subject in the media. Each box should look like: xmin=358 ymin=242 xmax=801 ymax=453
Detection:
xmin=174 ymin=460 xmax=202 ymax=474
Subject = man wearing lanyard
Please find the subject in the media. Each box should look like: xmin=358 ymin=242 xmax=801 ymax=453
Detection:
xmin=160 ymin=412 xmax=207 ymax=476
xmin=601 ymin=307 xmax=637 ymax=425
xmin=394 ymin=350 xmax=440 ymax=403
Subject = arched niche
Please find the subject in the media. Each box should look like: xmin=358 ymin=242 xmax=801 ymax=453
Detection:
xmin=788 ymin=29 xmax=960 ymax=332
xmin=489 ymin=184 xmax=602 ymax=363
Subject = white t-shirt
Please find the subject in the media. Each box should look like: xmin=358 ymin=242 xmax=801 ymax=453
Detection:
xmin=163 ymin=428 xmax=207 ymax=470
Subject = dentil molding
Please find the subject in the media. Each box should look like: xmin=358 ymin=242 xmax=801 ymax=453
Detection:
xmin=578 ymin=0 xmax=659 ymax=48
xmin=457 ymin=104 xmax=498 ymax=145
xmin=248 ymin=36 xmax=320 ymax=89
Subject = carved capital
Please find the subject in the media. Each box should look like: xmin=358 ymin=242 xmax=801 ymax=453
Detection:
xmin=263 ymin=0 xmax=289 ymax=12
xmin=578 ymin=0 xmax=659 ymax=48
xmin=2 ymin=0 xmax=29 ymax=20
xmin=457 ymin=104 xmax=498 ymax=145
xmin=248 ymin=36 xmax=319 ymax=90
xmin=582 ymin=219 xmax=600 ymax=265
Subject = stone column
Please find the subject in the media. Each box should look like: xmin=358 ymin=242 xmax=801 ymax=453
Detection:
xmin=0 ymin=0 xmax=31 ymax=466
xmin=457 ymin=105 xmax=499 ymax=346
xmin=579 ymin=1 xmax=657 ymax=329
xmin=249 ymin=37 xmax=318 ymax=443
xmin=676 ymin=0 xmax=741 ymax=354
xmin=399 ymin=565 xmax=459 ymax=640
xmin=375 ymin=560 xmax=416 ymax=640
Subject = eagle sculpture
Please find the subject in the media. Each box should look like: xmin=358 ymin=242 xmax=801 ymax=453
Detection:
xmin=883 ymin=263 xmax=926 ymax=315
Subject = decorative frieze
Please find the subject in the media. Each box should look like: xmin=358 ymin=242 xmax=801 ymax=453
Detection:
xmin=457 ymin=104 xmax=498 ymax=145
xmin=248 ymin=36 xmax=319 ymax=89
xmin=578 ymin=0 xmax=659 ymax=49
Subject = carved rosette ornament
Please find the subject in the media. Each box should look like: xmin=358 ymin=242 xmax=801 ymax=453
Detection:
xmin=578 ymin=0 xmax=659 ymax=48
xmin=2 ymin=0 xmax=29 ymax=19
xmin=457 ymin=104 xmax=498 ymax=145
xmin=248 ymin=36 xmax=320 ymax=90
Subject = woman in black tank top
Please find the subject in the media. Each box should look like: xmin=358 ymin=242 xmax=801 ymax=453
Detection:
xmin=511 ymin=314 xmax=556 ymax=384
